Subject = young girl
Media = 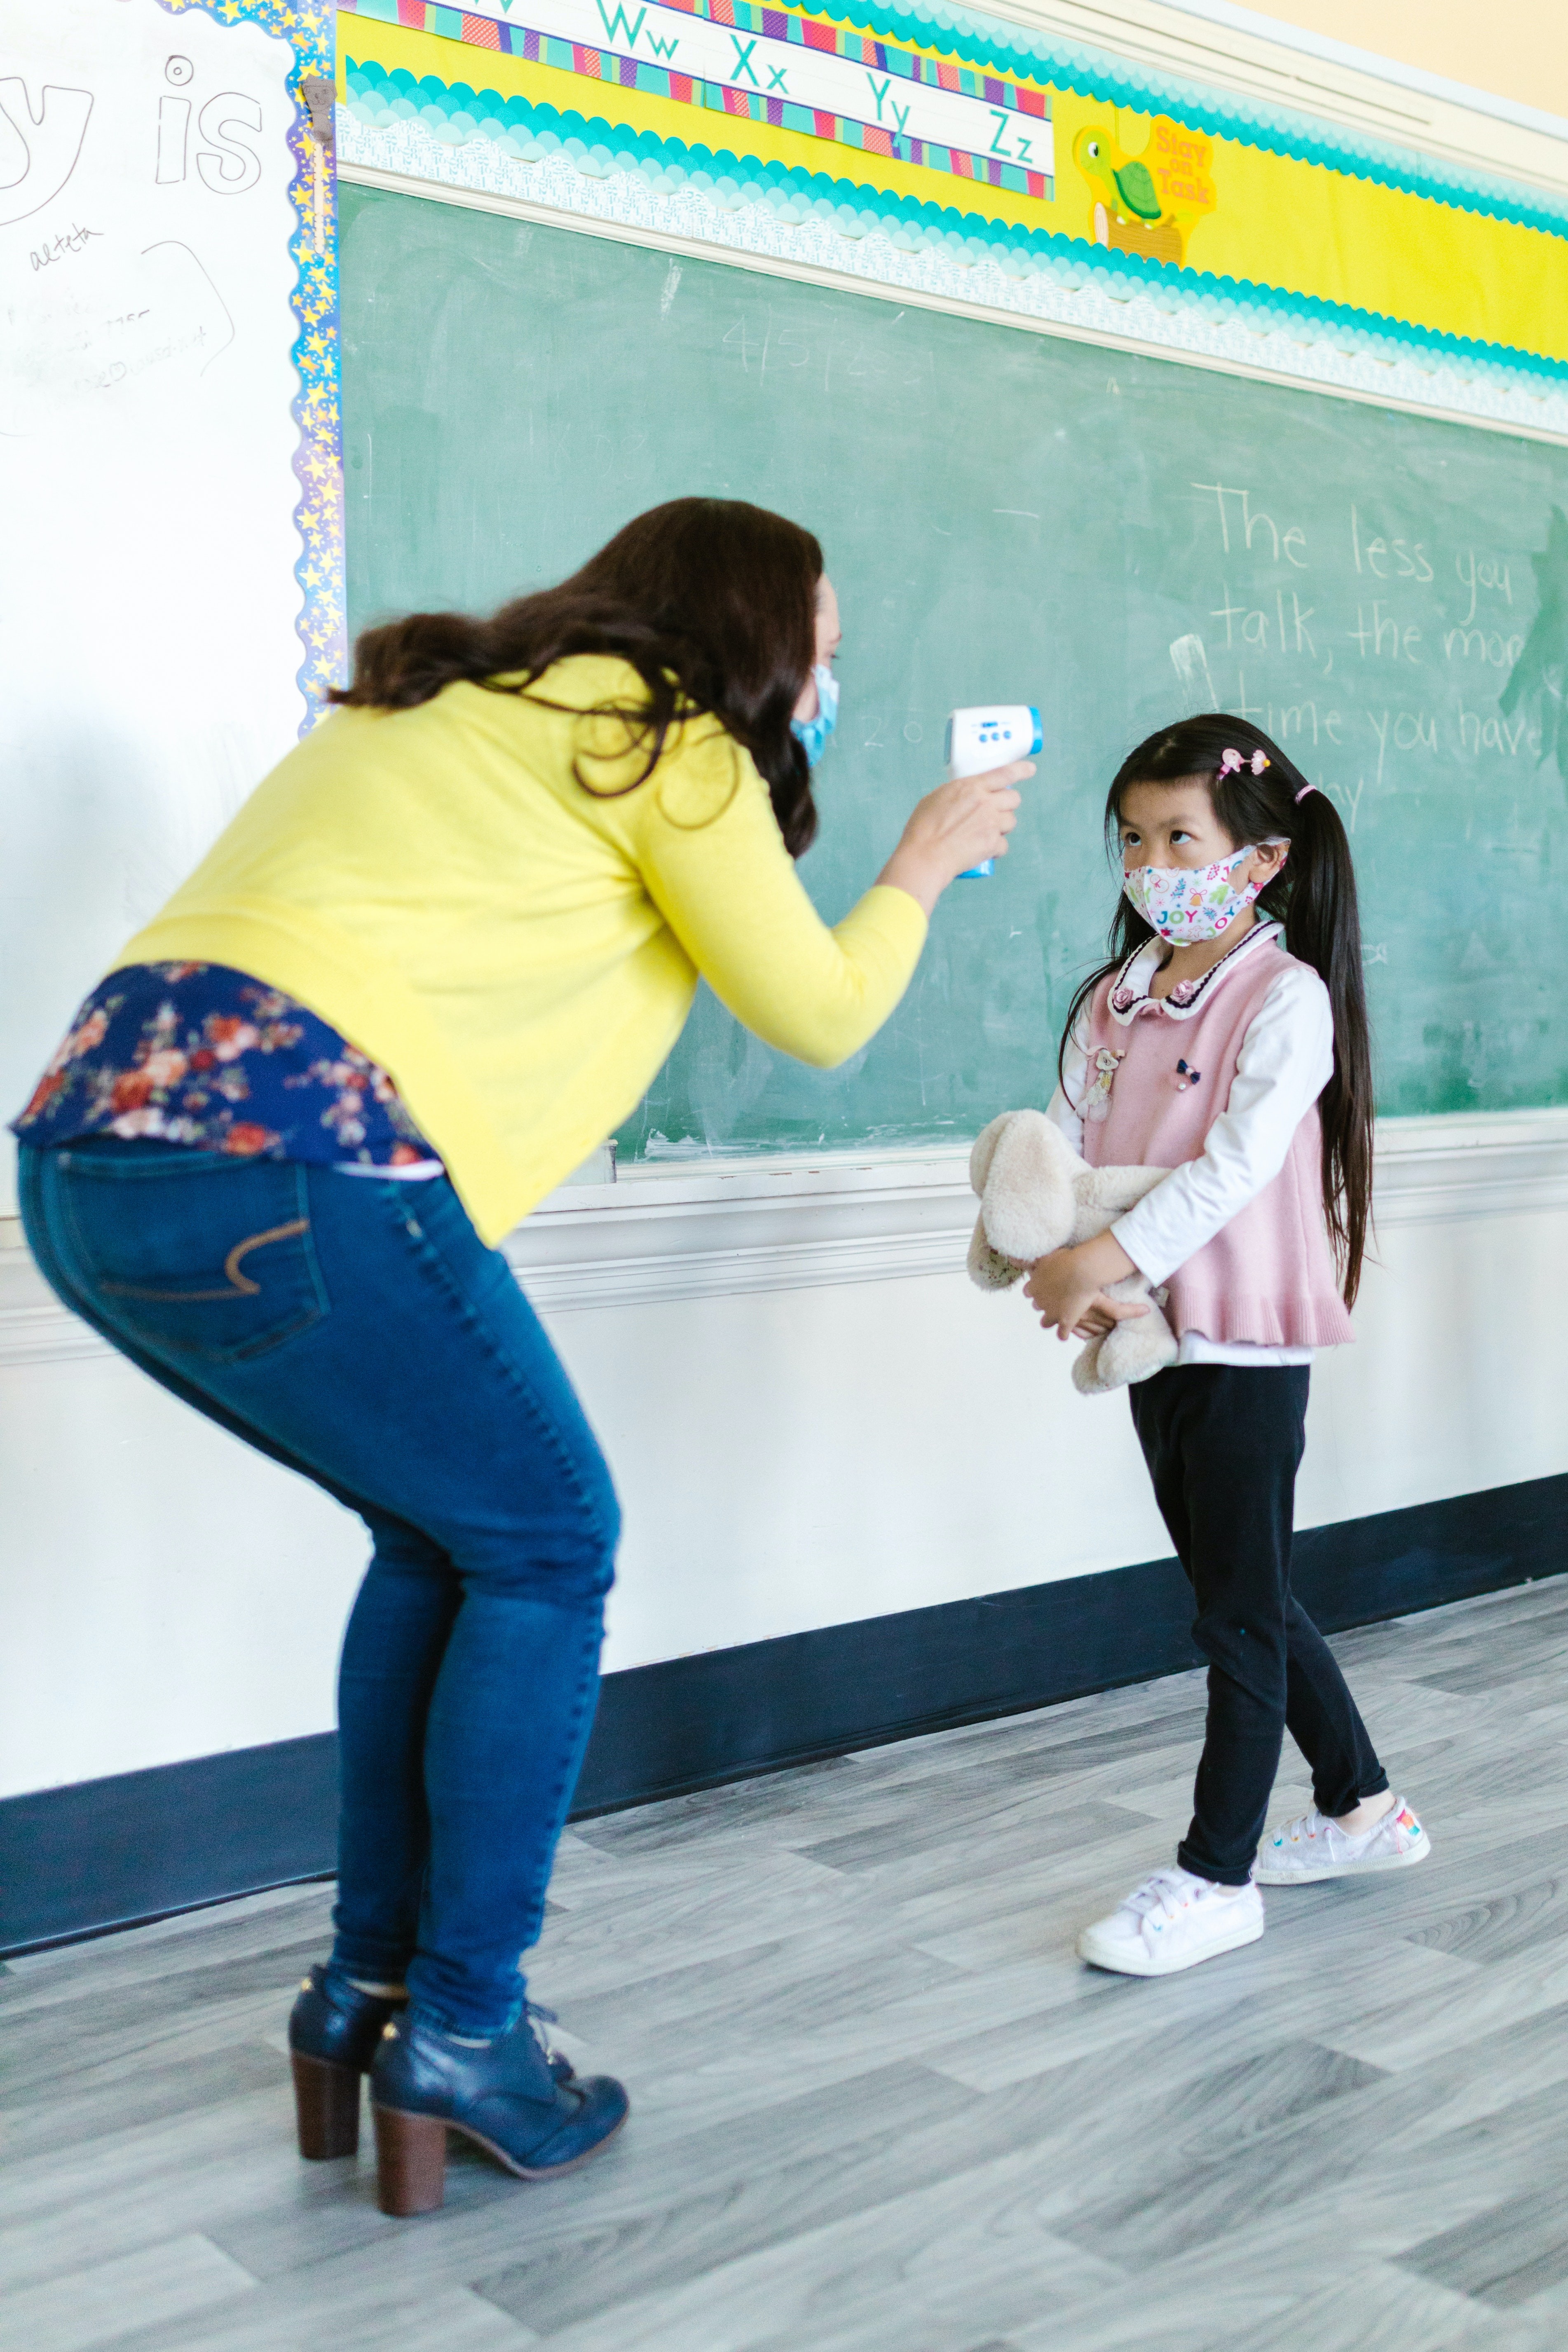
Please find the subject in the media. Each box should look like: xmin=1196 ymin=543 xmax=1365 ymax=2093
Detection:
xmin=1026 ymin=715 xmax=1428 ymax=1977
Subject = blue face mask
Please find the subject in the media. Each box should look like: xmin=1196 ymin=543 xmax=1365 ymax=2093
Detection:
xmin=791 ymin=664 xmax=839 ymax=768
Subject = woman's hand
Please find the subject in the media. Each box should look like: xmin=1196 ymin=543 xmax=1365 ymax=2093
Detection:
xmin=877 ymin=761 xmax=1031 ymax=915
xmin=1024 ymin=1232 xmax=1148 ymax=1342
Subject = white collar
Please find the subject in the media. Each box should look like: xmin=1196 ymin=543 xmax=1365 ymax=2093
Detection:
xmin=1107 ymin=918 xmax=1283 ymax=1025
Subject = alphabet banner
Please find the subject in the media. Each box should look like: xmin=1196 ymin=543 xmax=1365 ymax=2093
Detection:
xmin=337 ymin=0 xmax=1568 ymax=438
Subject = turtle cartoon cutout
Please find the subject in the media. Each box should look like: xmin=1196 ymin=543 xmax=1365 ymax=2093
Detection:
xmin=1073 ymin=115 xmax=1217 ymax=268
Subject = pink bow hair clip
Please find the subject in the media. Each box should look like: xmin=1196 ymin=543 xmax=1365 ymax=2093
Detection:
xmin=1218 ymin=747 xmax=1270 ymax=778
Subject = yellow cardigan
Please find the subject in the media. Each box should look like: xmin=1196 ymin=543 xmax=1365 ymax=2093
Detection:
xmin=117 ymin=658 xmax=928 ymax=1244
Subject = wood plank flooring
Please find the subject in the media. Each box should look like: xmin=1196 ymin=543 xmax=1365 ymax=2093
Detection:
xmin=9 ymin=1574 xmax=1568 ymax=2351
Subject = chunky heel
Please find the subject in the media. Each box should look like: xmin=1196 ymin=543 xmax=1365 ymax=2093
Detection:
xmin=287 ymin=1966 xmax=406 ymax=2165
xmin=292 ymin=2050 xmax=362 ymax=2160
xmin=374 ymin=2103 xmax=448 ymax=2216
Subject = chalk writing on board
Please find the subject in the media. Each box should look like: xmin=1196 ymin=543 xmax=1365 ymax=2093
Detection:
xmin=1350 ymin=507 xmax=1432 ymax=582
xmin=1367 ymin=709 xmax=1438 ymax=770
xmin=1349 ymin=604 xmax=1422 ymax=664
xmin=1270 ymin=702 xmax=1344 ymax=748
xmin=1500 ymin=507 xmax=1568 ymax=783
xmin=1209 ymin=585 xmax=1317 ymax=656
xmin=1456 ymin=707 xmax=1534 ymax=757
xmin=0 ymin=78 xmax=93 ymax=228
xmin=1168 ymin=633 xmax=1217 ymax=712
xmin=1443 ymin=626 xmax=1526 ymax=667
xmin=1454 ymin=549 xmax=1511 ymax=617
xmin=1193 ymin=481 xmax=1309 ymax=568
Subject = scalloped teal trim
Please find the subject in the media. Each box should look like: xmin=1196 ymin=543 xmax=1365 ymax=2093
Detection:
xmin=791 ymin=0 xmax=1568 ymax=237
xmin=345 ymin=56 xmax=1568 ymax=385
xmin=340 ymin=0 xmax=1568 ymax=233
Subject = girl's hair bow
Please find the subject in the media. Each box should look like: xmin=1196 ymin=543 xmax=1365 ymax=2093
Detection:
xmin=1218 ymin=746 xmax=1270 ymax=778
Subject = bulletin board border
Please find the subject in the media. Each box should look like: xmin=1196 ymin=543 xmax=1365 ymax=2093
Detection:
xmin=337 ymin=0 xmax=1568 ymax=417
xmin=338 ymin=126 xmax=1568 ymax=447
xmin=718 ymin=0 xmax=1568 ymax=237
xmin=342 ymin=0 xmax=1568 ymax=236
xmin=160 ymin=0 xmax=347 ymax=729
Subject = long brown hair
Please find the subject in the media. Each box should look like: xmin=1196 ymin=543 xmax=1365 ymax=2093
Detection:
xmin=1062 ymin=715 xmax=1374 ymax=1306
xmin=330 ymin=498 xmax=824 ymax=856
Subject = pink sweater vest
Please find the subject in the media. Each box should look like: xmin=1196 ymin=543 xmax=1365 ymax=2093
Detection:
xmin=1079 ymin=941 xmax=1354 ymax=1349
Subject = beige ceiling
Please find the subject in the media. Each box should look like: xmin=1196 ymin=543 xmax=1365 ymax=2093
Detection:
xmin=1226 ymin=0 xmax=1566 ymax=114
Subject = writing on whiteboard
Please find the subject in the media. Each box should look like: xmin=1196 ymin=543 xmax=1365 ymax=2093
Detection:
xmin=30 ymin=220 xmax=102 ymax=270
xmin=2 ymin=42 xmax=269 ymax=431
xmin=0 ymin=77 xmax=94 ymax=227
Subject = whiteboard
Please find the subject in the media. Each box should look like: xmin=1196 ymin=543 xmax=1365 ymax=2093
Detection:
xmin=0 ymin=0 xmax=341 ymax=1211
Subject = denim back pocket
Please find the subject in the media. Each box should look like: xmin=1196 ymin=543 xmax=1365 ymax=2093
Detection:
xmin=56 ymin=1150 xmax=328 ymax=1364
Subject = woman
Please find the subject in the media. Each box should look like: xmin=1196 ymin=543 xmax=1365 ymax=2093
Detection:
xmin=14 ymin=499 xmax=1027 ymax=2216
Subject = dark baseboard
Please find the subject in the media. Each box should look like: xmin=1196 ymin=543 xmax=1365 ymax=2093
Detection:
xmin=5 ymin=1473 xmax=1564 ymax=1956
xmin=0 ymin=1735 xmax=342 ymax=1964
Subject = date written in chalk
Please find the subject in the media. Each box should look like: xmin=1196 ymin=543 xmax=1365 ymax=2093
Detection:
xmin=30 ymin=224 xmax=103 ymax=272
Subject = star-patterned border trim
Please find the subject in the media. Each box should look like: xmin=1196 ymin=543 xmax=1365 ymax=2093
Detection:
xmin=157 ymin=0 xmax=345 ymax=734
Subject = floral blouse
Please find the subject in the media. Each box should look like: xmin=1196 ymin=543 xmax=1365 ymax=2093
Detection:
xmin=12 ymin=963 xmax=439 ymax=1167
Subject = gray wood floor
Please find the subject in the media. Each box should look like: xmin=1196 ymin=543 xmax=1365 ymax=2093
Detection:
xmin=10 ymin=1576 xmax=1568 ymax=2352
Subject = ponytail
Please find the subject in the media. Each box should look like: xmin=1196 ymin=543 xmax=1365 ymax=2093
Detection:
xmin=1062 ymin=715 xmax=1374 ymax=1307
xmin=1269 ymin=776 xmax=1372 ymax=1305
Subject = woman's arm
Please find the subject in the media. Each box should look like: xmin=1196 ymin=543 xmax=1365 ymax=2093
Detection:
xmin=634 ymin=726 xmax=1025 ymax=1066
xmin=874 ymin=769 xmax=1026 ymax=916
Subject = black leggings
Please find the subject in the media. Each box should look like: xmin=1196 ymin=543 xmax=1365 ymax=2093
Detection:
xmin=1130 ymin=1364 xmax=1388 ymax=1886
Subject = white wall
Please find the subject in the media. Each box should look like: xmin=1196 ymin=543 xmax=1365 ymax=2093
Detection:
xmin=4 ymin=1110 xmax=1566 ymax=1800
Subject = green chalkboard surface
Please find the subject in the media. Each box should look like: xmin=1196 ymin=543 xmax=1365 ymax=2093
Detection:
xmin=339 ymin=182 xmax=1568 ymax=1152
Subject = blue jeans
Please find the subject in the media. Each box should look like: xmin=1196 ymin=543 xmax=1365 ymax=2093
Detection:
xmin=20 ymin=1139 xmax=620 ymax=2036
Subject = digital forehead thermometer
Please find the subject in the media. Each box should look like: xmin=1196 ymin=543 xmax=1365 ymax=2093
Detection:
xmin=947 ymin=706 xmax=1042 ymax=877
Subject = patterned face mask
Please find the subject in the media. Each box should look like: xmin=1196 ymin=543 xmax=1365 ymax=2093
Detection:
xmin=1121 ymin=843 xmax=1274 ymax=944
xmin=791 ymin=664 xmax=839 ymax=768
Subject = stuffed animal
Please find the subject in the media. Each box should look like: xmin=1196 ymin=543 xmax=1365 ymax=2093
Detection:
xmin=967 ymin=1109 xmax=1180 ymax=1394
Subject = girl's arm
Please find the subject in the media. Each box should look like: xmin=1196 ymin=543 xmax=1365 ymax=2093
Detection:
xmin=1109 ymin=963 xmax=1335 ymax=1285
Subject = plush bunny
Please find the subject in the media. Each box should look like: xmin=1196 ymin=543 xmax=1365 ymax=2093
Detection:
xmin=967 ymin=1109 xmax=1180 ymax=1394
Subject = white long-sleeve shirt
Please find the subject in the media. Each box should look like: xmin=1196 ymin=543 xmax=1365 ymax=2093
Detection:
xmin=1045 ymin=920 xmax=1335 ymax=1367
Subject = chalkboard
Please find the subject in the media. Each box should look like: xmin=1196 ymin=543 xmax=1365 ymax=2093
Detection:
xmin=339 ymin=182 xmax=1568 ymax=1152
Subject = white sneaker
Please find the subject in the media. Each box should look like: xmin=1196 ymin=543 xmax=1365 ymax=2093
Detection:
xmin=1077 ymin=1866 xmax=1265 ymax=1977
xmin=1253 ymin=1797 xmax=1430 ymax=1886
